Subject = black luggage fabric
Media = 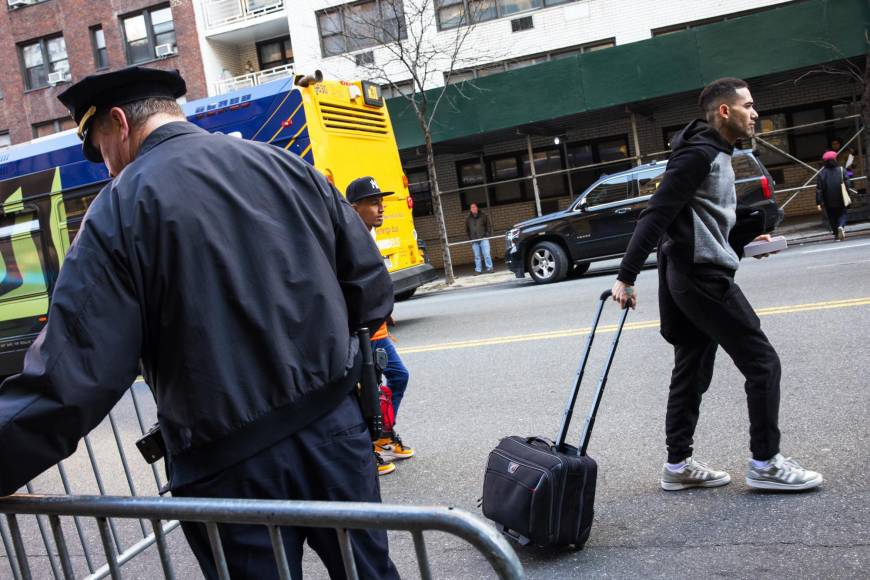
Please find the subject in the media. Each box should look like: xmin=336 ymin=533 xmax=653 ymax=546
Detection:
xmin=482 ymin=290 xmax=628 ymax=549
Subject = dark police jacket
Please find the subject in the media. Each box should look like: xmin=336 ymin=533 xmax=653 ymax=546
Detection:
xmin=0 ymin=122 xmax=393 ymax=494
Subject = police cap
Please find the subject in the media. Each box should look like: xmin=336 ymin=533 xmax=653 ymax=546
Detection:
xmin=346 ymin=176 xmax=395 ymax=204
xmin=58 ymin=66 xmax=186 ymax=163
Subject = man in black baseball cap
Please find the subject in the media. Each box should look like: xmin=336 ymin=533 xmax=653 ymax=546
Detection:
xmin=58 ymin=66 xmax=186 ymax=166
xmin=346 ymin=176 xmax=395 ymax=229
xmin=346 ymin=176 xmax=416 ymax=477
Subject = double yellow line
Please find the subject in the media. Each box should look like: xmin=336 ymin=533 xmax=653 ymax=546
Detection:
xmin=397 ymin=296 xmax=870 ymax=355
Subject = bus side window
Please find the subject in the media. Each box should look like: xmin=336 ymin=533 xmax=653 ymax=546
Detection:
xmin=63 ymin=192 xmax=99 ymax=244
xmin=0 ymin=211 xmax=48 ymax=300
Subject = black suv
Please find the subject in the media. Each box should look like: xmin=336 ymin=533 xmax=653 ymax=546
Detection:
xmin=505 ymin=150 xmax=782 ymax=284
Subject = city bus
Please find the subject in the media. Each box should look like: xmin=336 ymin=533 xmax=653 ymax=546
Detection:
xmin=0 ymin=73 xmax=435 ymax=377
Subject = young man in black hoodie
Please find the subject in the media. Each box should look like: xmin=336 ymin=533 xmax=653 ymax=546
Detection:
xmin=612 ymin=78 xmax=822 ymax=492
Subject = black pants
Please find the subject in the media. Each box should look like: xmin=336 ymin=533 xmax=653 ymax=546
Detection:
xmin=173 ymin=393 xmax=400 ymax=580
xmin=660 ymin=257 xmax=781 ymax=464
xmin=824 ymin=205 xmax=847 ymax=235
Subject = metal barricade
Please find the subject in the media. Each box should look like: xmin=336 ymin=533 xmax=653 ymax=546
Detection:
xmin=0 ymin=495 xmax=525 ymax=580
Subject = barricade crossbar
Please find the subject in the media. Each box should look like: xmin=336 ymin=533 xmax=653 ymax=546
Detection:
xmin=0 ymin=494 xmax=525 ymax=580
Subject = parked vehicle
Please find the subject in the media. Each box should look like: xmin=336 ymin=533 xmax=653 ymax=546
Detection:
xmin=504 ymin=150 xmax=782 ymax=284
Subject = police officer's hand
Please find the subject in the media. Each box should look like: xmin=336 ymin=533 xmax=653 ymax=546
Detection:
xmin=612 ymin=280 xmax=636 ymax=310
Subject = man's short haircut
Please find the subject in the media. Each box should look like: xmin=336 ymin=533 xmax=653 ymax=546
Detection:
xmin=94 ymin=97 xmax=184 ymax=131
xmin=698 ymin=77 xmax=748 ymax=120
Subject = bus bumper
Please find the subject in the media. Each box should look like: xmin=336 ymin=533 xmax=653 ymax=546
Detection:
xmin=391 ymin=264 xmax=437 ymax=296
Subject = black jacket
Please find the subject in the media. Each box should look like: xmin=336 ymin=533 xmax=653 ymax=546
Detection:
xmin=816 ymin=165 xmax=850 ymax=208
xmin=466 ymin=211 xmax=492 ymax=240
xmin=0 ymin=122 xmax=393 ymax=493
xmin=618 ymin=120 xmax=737 ymax=285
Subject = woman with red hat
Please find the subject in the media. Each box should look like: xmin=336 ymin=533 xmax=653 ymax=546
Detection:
xmin=816 ymin=150 xmax=852 ymax=241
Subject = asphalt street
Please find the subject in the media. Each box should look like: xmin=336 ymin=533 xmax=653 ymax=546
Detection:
xmin=4 ymin=236 xmax=869 ymax=579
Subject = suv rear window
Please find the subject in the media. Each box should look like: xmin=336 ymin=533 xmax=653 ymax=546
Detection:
xmin=732 ymin=153 xmax=763 ymax=180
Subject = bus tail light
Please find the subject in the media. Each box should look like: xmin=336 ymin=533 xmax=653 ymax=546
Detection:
xmin=402 ymin=174 xmax=409 ymax=189
xmin=407 ymin=196 xmax=414 ymax=209
xmin=760 ymin=176 xmax=772 ymax=199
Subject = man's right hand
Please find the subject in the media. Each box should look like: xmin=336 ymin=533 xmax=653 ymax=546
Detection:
xmin=612 ymin=280 xmax=637 ymax=310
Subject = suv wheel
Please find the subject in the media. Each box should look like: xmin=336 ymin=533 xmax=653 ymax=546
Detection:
xmin=527 ymin=241 xmax=568 ymax=284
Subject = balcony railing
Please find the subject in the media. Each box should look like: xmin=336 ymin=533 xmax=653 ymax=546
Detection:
xmin=202 ymin=0 xmax=284 ymax=29
xmin=213 ymin=63 xmax=295 ymax=95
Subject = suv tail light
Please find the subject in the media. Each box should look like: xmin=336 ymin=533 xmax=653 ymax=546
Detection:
xmin=760 ymin=176 xmax=772 ymax=199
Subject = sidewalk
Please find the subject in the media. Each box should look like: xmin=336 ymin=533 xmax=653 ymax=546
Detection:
xmin=415 ymin=216 xmax=870 ymax=296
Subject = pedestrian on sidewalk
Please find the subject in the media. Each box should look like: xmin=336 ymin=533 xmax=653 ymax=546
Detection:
xmin=612 ymin=77 xmax=823 ymax=493
xmin=0 ymin=67 xmax=400 ymax=579
xmin=347 ymin=176 xmax=416 ymax=477
xmin=466 ymin=202 xmax=494 ymax=274
xmin=816 ymin=150 xmax=851 ymax=241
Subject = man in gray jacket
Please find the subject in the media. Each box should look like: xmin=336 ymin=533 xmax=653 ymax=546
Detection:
xmin=612 ymin=77 xmax=822 ymax=493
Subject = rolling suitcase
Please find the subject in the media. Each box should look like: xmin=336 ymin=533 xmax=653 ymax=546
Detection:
xmin=482 ymin=289 xmax=629 ymax=549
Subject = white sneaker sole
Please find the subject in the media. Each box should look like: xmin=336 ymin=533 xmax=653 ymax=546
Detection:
xmin=377 ymin=448 xmax=415 ymax=461
xmin=745 ymin=474 xmax=823 ymax=491
xmin=661 ymin=474 xmax=731 ymax=491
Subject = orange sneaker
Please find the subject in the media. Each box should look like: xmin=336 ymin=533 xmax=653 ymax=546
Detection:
xmin=375 ymin=433 xmax=415 ymax=461
xmin=376 ymin=452 xmax=395 ymax=476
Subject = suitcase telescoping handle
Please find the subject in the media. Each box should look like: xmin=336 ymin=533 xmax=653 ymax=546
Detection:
xmin=555 ymin=289 xmax=630 ymax=455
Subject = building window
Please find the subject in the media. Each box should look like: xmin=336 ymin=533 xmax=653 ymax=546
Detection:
xmin=445 ymin=38 xmax=615 ymax=83
xmin=32 ymin=117 xmax=76 ymax=139
xmin=754 ymin=102 xmax=854 ymax=166
xmin=257 ymin=36 xmax=293 ymax=70
xmin=435 ymin=0 xmax=581 ymax=30
xmin=651 ymin=4 xmax=790 ymax=36
xmin=458 ymin=159 xmax=488 ymax=209
xmin=488 ymin=155 xmax=526 ymax=204
xmin=19 ymin=35 xmax=69 ymax=91
xmin=317 ymin=0 xmax=407 ymax=58
xmin=0 ymin=131 xmax=10 ymax=150
xmin=91 ymin=26 xmax=108 ymax=70
xmin=406 ymin=167 xmax=433 ymax=217
xmin=565 ymin=136 xmax=631 ymax=195
xmin=381 ymin=79 xmax=413 ymax=99
xmin=121 ymin=5 xmax=176 ymax=64
xmin=522 ymin=147 xmax=565 ymax=198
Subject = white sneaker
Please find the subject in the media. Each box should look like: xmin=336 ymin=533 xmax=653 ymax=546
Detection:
xmin=660 ymin=457 xmax=731 ymax=491
xmin=746 ymin=454 xmax=822 ymax=491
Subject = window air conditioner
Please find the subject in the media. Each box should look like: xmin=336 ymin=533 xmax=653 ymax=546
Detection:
xmin=155 ymin=43 xmax=176 ymax=58
xmin=47 ymin=71 xmax=70 ymax=85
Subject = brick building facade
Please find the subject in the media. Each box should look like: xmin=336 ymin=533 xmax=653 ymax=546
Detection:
xmin=0 ymin=0 xmax=206 ymax=148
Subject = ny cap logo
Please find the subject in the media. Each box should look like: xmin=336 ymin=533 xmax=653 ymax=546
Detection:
xmin=370 ymin=178 xmax=379 ymax=190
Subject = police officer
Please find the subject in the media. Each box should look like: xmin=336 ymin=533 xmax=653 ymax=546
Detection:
xmin=0 ymin=66 xmax=399 ymax=579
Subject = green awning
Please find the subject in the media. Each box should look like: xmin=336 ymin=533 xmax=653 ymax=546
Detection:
xmin=388 ymin=0 xmax=870 ymax=150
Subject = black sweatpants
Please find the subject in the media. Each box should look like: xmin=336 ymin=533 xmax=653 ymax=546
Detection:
xmin=173 ymin=393 xmax=400 ymax=580
xmin=659 ymin=256 xmax=781 ymax=464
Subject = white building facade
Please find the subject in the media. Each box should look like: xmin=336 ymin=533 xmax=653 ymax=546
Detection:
xmin=194 ymin=0 xmax=793 ymax=98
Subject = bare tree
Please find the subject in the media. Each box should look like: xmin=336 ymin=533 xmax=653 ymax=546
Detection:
xmin=325 ymin=0 xmax=495 ymax=285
